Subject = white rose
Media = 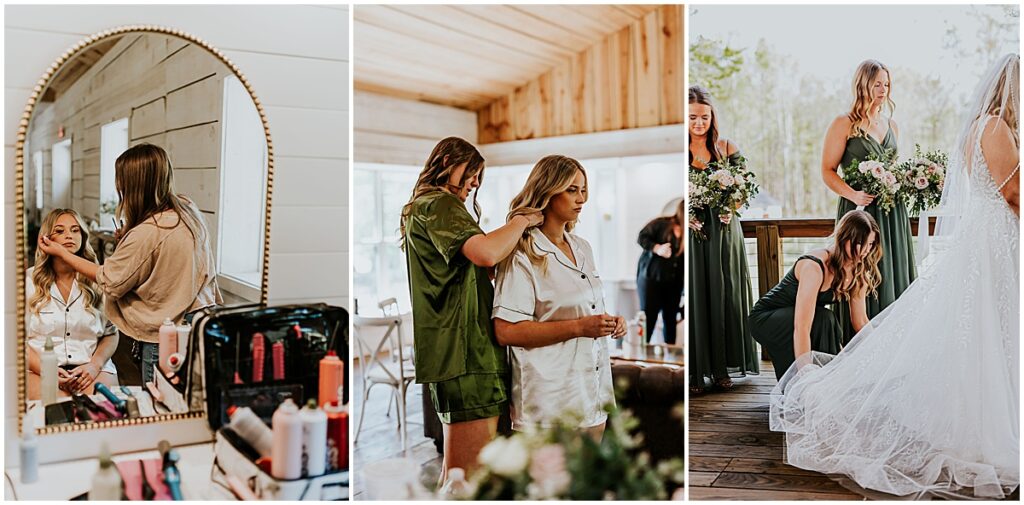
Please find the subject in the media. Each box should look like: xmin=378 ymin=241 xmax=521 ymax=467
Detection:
xmin=733 ymin=174 xmax=746 ymax=185
xmin=915 ymin=176 xmax=929 ymax=190
xmin=478 ymin=436 xmax=529 ymax=477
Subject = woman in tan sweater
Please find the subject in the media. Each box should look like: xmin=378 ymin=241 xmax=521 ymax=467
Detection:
xmin=38 ymin=144 xmax=221 ymax=385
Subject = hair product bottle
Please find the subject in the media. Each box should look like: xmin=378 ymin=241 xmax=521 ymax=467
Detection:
xmin=157 ymin=318 xmax=177 ymax=375
xmin=40 ymin=334 xmax=58 ymax=406
xmin=318 ymin=351 xmax=344 ymax=407
xmin=300 ymin=400 xmax=328 ymax=477
xmin=271 ymin=399 xmax=303 ymax=480
xmin=228 ymin=405 xmax=273 ymax=457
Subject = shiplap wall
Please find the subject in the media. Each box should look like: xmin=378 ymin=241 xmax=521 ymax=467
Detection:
xmin=477 ymin=4 xmax=684 ymax=143
xmin=4 ymin=5 xmax=349 ymax=462
xmin=353 ymin=90 xmax=476 ymax=166
xmin=27 ymin=33 xmax=230 ymax=248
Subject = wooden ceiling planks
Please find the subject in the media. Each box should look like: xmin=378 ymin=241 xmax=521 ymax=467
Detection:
xmin=477 ymin=5 xmax=685 ymax=143
xmin=353 ymin=4 xmax=661 ymax=110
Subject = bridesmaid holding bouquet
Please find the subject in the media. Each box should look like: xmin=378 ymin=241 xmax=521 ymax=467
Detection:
xmin=688 ymin=86 xmax=760 ymax=393
xmin=820 ymin=60 xmax=916 ymax=343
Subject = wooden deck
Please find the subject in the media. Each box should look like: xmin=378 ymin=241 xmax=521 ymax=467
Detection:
xmin=689 ymin=361 xmax=866 ymax=501
xmin=689 ymin=361 xmax=1020 ymax=501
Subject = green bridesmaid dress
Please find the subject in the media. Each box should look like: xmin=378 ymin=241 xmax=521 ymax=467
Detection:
xmin=833 ymin=126 xmax=916 ymax=344
xmin=749 ymin=255 xmax=843 ymax=380
xmin=689 ymin=152 xmax=760 ymax=391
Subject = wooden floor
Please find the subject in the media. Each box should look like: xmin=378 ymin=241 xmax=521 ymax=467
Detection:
xmin=689 ymin=361 xmax=1020 ymax=501
xmin=689 ymin=361 xmax=867 ymax=501
xmin=350 ymin=358 xmax=441 ymax=500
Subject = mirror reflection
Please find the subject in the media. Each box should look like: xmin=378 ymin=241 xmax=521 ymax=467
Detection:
xmin=22 ymin=32 xmax=269 ymax=428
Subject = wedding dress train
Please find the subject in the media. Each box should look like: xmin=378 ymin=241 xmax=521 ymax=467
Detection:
xmin=768 ymin=114 xmax=1019 ymax=499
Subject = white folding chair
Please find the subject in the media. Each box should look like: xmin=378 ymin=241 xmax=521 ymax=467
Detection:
xmin=353 ymin=312 xmax=417 ymax=452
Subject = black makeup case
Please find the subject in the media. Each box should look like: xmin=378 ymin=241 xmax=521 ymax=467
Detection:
xmin=185 ymin=303 xmax=348 ymax=431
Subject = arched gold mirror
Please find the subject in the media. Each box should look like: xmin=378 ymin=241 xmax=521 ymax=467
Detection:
xmin=16 ymin=26 xmax=274 ymax=436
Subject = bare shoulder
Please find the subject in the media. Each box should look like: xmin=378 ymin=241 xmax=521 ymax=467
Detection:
xmin=889 ymin=118 xmax=900 ymax=137
xmin=830 ymin=114 xmax=853 ymax=131
xmin=717 ymin=138 xmax=739 ymax=156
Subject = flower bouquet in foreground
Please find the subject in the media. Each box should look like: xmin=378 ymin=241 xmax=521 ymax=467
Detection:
xmin=689 ymin=155 xmax=759 ymax=239
xmin=896 ymin=145 xmax=947 ymax=216
xmin=841 ymin=148 xmax=902 ymax=212
xmin=464 ymin=401 xmax=684 ymax=500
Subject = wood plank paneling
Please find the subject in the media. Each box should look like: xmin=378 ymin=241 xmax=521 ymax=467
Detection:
xmin=354 ymin=5 xmax=660 ymax=111
xmin=476 ymin=5 xmax=684 ymax=143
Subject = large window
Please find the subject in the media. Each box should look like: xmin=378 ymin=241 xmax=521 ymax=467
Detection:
xmin=353 ymin=154 xmax=684 ymax=317
xmin=33 ymin=150 xmax=43 ymax=210
xmin=353 ymin=165 xmax=419 ymax=314
xmin=99 ymin=118 xmax=129 ymax=224
xmin=218 ymin=75 xmax=268 ymax=291
xmin=50 ymin=139 xmax=72 ymax=210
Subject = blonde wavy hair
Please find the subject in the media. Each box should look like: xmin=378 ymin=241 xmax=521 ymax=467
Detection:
xmin=827 ymin=210 xmax=883 ymax=302
xmin=847 ymin=60 xmax=896 ymax=138
xmin=399 ymin=137 xmax=485 ymax=249
xmin=29 ymin=209 xmax=102 ymax=316
xmin=504 ymin=155 xmax=588 ymax=272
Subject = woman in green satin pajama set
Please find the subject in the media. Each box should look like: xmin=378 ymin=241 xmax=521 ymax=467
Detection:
xmin=400 ymin=137 xmax=543 ymax=483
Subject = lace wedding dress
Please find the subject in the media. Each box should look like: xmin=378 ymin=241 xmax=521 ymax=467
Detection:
xmin=769 ymin=113 xmax=1019 ymax=499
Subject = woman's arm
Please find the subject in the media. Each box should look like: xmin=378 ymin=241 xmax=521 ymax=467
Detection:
xmin=821 ymin=116 xmax=874 ymax=207
xmin=637 ymin=219 xmax=664 ymax=251
xmin=791 ymin=261 xmax=824 ymax=359
xmin=462 ymin=212 xmax=543 ymax=267
xmin=982 ymin=117 xmax=1020 ymax=217
xmin=849 ymin=289 xmax=870 ymax=333
xmin=66 ymin=332 xmax=119 ymax=393
xmin=494 ymin=314 xmax=623 ymax=348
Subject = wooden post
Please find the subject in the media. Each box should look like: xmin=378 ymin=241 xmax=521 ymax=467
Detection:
xmin=755 ymin=224 xmax=783 ymax=361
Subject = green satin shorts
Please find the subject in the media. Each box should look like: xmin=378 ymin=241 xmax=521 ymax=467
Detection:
xmin=428 ymin=372 xmax=508 ymax=424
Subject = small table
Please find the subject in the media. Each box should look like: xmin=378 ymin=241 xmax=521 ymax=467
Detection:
xmin=610 ymin=344 xmax=684 ymax=367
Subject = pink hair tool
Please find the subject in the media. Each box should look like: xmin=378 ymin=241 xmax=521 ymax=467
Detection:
xmin=272 ymin=341 xmax=285 ymax=381
xmin=252 ymin=332 xmax=266 ymax=383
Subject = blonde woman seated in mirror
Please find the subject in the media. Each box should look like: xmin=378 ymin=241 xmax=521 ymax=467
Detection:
xmin=26 ymin=209 xmax=119 ymax=399
xmin=493 ymin=155 xmax=627 ymax=440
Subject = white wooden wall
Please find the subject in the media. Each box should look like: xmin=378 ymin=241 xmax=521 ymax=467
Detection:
xmin=353 ymin=90 xmax=476 ymax=166
xmin=4 ymin=5 xmax=349 ymax=461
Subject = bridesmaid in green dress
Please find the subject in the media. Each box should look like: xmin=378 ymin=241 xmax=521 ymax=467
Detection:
xmin=749 ymin=210 xmax=882 ymax=380
xmin=821 ymin=60 xmax=916 ymax=344
xmin=688 ymin=86 xmax=760 ymax=393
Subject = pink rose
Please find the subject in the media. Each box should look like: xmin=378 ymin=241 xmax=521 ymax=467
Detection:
xmin=915 ymin=176 xmax=929 ymax=190
xmin=528 ymin=445 xmax=570 ymax=499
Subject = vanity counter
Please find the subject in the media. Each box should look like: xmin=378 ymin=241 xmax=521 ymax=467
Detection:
xmin=5 ymin=442 xmax=232 ymax=500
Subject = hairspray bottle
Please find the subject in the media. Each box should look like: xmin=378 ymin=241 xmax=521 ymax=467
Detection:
xmin=300 ymin=400 xmax=327 ymax=477
xmin=271 ymin=399 xmax=303 ymax=480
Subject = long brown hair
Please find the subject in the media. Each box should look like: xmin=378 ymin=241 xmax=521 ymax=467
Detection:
xmin=399 ymin=137 xmax=486 ymax=249
xmin=688 ymin=86 xmax=723 ymax=165
xmin=114 ymin=144 xmax=208 ymax=244
xmin=503 ymin=155 xmax=587 ymax=273
xmin=827 ymin=210 xmax=883 ymax=301
xmin=847 ymin=60 xmax=897 ymax=138
xmin=29 ymin=209 xmax=102 ymax=316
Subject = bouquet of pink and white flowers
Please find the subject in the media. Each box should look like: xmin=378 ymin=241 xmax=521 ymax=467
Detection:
xmin=896 ymin=145 xmax=947 ymax=216
xmin=465 ymin=404 xmax=683 ymax=500
xmin=841 ymin=149 xmax=902 ymax=212
xmin=688 ymin=155 xmax=759 ymax=238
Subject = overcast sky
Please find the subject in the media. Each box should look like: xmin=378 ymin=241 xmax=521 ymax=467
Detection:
xmin=690 ymin=5 xmax=1019 ymax=96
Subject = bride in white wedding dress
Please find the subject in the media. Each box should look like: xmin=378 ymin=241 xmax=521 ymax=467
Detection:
xmin=769 ymin=54 xmax=1020 ymax=500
